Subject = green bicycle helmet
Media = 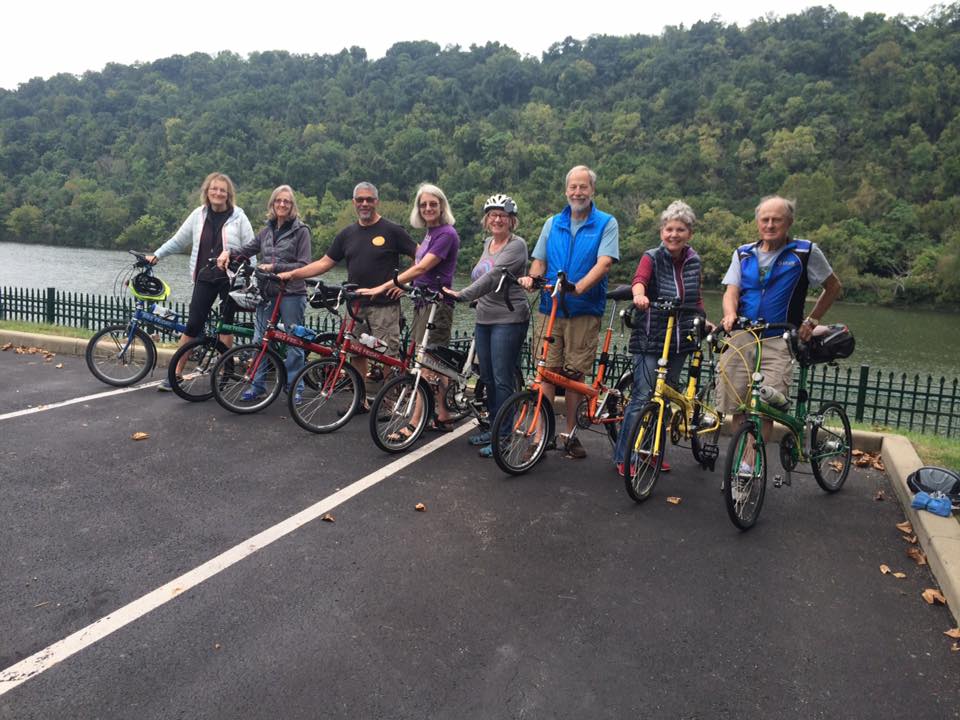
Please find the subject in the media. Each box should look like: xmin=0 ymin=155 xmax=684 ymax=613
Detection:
xmin=129 ymin=272 xmax=170 ymax=301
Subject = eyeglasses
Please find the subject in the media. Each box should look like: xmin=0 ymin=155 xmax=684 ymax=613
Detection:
xmin=274 ymin=199 xmax=292 ymax=206
xmin=419 ymin=201 xmax=440 ymax=209
xmin=354 ymin=196 xmax=377 ymax=204
xmin=487 ymin=213 xmax=510 ymax=221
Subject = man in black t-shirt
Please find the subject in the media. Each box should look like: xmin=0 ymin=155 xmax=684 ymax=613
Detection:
xmin=279 ymin=182 xmax=417 ymax=392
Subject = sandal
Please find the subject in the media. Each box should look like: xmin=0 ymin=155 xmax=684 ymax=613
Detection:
xmin=428 ymin=419 xmax=455 ymax=433
xmin=386 ymin=423 xmax=417 ymax=443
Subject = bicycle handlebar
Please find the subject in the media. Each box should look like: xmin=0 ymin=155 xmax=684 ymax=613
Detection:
xmin=621 ymin=299 xmax=705 ymax=329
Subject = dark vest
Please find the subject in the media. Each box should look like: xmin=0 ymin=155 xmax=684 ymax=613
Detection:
xmin=629 ymin=244 xmax=702 ymax=355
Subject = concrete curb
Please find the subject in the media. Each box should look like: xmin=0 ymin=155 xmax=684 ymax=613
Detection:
xmin=4 ymin=329 xmax=958 ymax=622
xmin=1 ymin=329 xmax=176 ymax=368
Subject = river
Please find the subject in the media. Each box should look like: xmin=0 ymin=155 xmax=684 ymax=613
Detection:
xmin=2 ymin=241 xmax=959 ymax=379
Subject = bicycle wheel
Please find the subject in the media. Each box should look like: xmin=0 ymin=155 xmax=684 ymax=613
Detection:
xmin=603 ymin=370 xmax=634 ymax=446
xmin=85 ymin=324 xmax=156 ymax=386
xmin=624 ymin=402 xmax=665 ymax=503
xmin=289 ymin=359 xmax=362 ymax=434
xmin=691 ymin=387 xmax=721 ymax=471
xmin=370 ymin=374 xmax=432 ymax=453
xmin=168 ymin=337 xmax=228 ymax=402
xmin=723 ymin=422 xmax=767 ymax=530
xmin=491 ymin=390 xmax=556 ymax=476
xmin=211 ymin=344 xmax=285 ymax=414
xmin=466 ymin=365 xmax=525 ymax=429
xmin=810 ymin=402 xmax=852 ymax=492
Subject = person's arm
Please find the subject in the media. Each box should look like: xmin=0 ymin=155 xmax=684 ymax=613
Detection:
xmin=721 ymin=285 xmax=740 ymax=331
xmin=147 ymin=208 xmax=198 ymax=263
xmin=632 ymin=282 xmax=649 ymax=311
xmin=799 ymin=273 xmax=842 ymax=341
xmin=279 ymin=255 xmax=336 ymax=281
xmin=573 ymin=255 xmax=614 ymax=296
xmin=457 ymin=241 xmax=526 ymax=303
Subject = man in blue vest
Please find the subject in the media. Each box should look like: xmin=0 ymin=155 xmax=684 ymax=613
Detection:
xmin=520 ymin=165 xmax=620 ymax=459
xmin=718 ymin=195 xmax=842 ymax=469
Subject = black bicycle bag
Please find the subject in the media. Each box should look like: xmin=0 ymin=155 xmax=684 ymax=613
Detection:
xmin=799 ymin=323 xmax=855 ymax=365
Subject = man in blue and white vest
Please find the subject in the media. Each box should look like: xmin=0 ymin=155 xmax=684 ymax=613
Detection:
xmin=520 ymin=165 xmax=619 ymax=459
xmin=718 ymin=195 xmax=842 ymax=454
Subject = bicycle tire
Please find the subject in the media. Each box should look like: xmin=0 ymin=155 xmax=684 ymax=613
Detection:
xmin=603 ymin=370 xmax=634 ymax=447
xmin=85 ymin=324 xmax=156 ymax=387
xmin=369 ymin=374 xmax=432 ymax=453
xmin=490 ymin=390 xmax=556 ymax=475
xmin=168 ymin=337 xmax=228 ymax=402
xmin=211 ymin=344 xmax=286 ymax=414
xmin=624 ymin=402 xmax=664 ymax=503
xmin=810 ymin=402 xmax=852 ymax=493
xmin=723 ymin=422 xmax=767 ymax=530
xmin=289 ymin=358 xmax=362 ymax=434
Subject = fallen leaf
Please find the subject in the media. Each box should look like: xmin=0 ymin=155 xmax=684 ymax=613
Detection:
xmin=880 ymin=564 xmax=891 ymax=574
xmin=874 ymin=489 xmax=886 ymax=501
xmin=321 ymin=513 xmax=335 ymax=522
xmin=829 ymin=460 xmax=844 ymax=472
xmin=893 ymin=572 xmax=907 ymax=579
xmin=214 ymin=643 xmax=222 ymax=650
xmin=666 ymin=496 xmax=682 ymax=505
xmin=55 ymin=363 xmax=63 ymax=369
xmin=896 ymin=521 xmax=913 ymax=533
xmin=907 ymin=547 xmax=927 ymax=565
xmin=1 ymin=342 xmax=12 ymax=351
xmin=872 ymin=460 xmax=886 ymax=471
xmin=852 ymin=449 xmax=864 ymax=457
xmin=415 ymin=503 xmax=426 ymax=512
xmin=922 ymin=588 xmax=947 ymax=605
xmin=131 ymin=431 xmax=149 ymax=441
xmin=944 ymin=628 xmax=960 ymax=639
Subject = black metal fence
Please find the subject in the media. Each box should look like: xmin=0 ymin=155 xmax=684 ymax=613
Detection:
xmin=3 ymin=285 xmax=959 ymax=437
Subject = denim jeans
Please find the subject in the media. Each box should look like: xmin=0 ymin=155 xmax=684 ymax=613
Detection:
xmin=253 ymin=294 xmax=307 ymax=394
xmin=612 ymin=351 xmax=688 ymax=465
xmin=474 ymin=321 xmax=528 ymax=425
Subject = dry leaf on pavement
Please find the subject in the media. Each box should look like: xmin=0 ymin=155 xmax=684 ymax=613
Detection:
xmin=666 ymin=496 xmax=682 ymax=505
xmin=131 ymin=432 xmax=149 ymax=441
xmin=896 ymin=520 xmax=913 ymax=533
xmin=872 ymin=459 xmax=886 ymax=471
xmin=415 ymin=503 xmax=426 ymax=512
xmin=1 ymin=343 xmax=12 ymax=351
xmin=944 ymin=628 xmax=960 ymax=639
xmin=55 ymin=363 xmax=63 ymax=369
xmin=907 ymin=547 xmax=927 ymax=565
xmin=321 ymin=513 xmax=335 ymax=522
xmin=902 ymin=534 xmax=919 ymax=544
xmin=893 ymin=572 xmax=907 ymax=579
xmin=874 ymin=489 xmax=886 ymax=501
xmin=880 ymin=564 xmax=891 ymax=574
xmin=922 ymin=588 xmax=947 ymax=605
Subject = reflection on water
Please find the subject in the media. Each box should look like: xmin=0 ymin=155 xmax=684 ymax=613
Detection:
xmin=2 ymin=241 xmax=959 ymax=378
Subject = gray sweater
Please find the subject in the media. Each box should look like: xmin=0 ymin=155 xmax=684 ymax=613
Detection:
xmin=458 ymin=234 xmax=530 ymax=325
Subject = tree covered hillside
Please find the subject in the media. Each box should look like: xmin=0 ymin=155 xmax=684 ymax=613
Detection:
xmin=1 ymin=5 xmax=959 ymax=304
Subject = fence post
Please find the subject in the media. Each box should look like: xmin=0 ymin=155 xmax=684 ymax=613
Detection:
xmin=854 ymin=364 xmax=869 ymax=422
xmin=46 ymin=287 xmax=56 ymax=324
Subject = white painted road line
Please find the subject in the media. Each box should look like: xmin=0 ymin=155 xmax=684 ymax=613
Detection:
xmin=0 ymin=381 xmax=161 ymax=422
xmin=0 ymin=421 xmax=474 ymax=697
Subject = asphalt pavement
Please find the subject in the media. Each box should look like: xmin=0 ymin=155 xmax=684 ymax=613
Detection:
xmin=1 ymin=341 xmax=957 ymax=719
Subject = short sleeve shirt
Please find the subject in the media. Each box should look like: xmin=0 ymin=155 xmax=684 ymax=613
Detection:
xmin=721 ymin=241 xmax=833 ymax=288
xmin=326 ymin=218 xmax=417 ymax=304
xmin=413 ymin=224 xmax=459 ymax=292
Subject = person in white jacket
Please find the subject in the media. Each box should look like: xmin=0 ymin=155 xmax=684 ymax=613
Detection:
xmin=146 ymin=172 xmax=255 ymax=390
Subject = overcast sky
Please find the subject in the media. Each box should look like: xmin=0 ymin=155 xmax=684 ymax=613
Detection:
xmin=0 ymin=0 xmax=940 ymax=91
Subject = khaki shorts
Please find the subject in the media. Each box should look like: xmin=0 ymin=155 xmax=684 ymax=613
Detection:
xmin=356 ymin=303 xmax=402 ymax=356
xmin=533 ymin=312 xmax=601 ymax=378
xmin=411 ymin=302 xmax=454 ymax=349
xmin=716 ymin=331 xmax=794 ymax=414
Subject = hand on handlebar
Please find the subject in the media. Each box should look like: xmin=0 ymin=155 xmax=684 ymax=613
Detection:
xmin=441 ymin=286 xmax=460 ymax=300
xmin=145 ymin=254 xmax=158 ymax=265
xmin=633 ymin=294 xmax=650 ymax=311
xmin=721 ymin=314 xmax=738 ymax=332
xmin=216 ymin=250 xmax=231 ymax=270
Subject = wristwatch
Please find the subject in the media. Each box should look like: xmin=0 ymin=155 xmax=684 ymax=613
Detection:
xmin=803 ymin=316 xmax=820 ymax=328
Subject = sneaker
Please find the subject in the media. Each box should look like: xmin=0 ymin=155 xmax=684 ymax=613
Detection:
xmin=478 ymin=444 xmax=493 ymax=458
xmin=468 ymin=431 xmax=492 ymax=447
xmin=157 ymin=377 xmax=173 ymax=392
xmin=293 ymin=392 xmax=303 ymax=406
xmin=562 ymin=434 xmax=587 ymax=459
xmin=241 ymin=389 xmax=266 ymax=402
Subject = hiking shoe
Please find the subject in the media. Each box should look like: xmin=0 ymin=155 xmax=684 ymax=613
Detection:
xmin=478 ymin=444 xmax=493 ymax=458
xmin=157 ymin=377 xmax=173 ymax=392
xmin=241 ymin=389 xmax=266 ymax=402
xmin=468 ymin=431 xmax=492 ymax=447
xmin=562 ymin=434 xmax=586 ymax=459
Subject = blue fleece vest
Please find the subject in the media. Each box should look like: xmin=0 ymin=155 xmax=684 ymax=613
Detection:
xmin=737 ymin=239 xmax=811 ymax=334
xmin=538 ymin=204 xmax=614 ymax=317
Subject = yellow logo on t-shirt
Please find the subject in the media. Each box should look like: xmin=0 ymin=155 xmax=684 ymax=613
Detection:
xmin=372 ymin=236 xmax=385 ymax=246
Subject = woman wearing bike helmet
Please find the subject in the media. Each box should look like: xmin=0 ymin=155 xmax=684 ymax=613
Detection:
xmin=217 ymin=184 xmax=312 ymax=402
xmin=444 ymin=194 xmax=529 ymax=457
xmin=612 ymin=200 xmax=706 ymax=476
xmin=147 ymin=172 xmax=255 ymax=390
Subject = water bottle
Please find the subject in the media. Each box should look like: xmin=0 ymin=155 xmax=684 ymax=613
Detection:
xmin=759 ymin=385 xmax=790 ymax=410
xmin=291 ymin=324 xmax=317 ymax=341
xmin=359 ymin=332 xmax=387 ymax=352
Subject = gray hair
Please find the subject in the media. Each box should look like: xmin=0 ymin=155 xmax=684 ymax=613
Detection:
xmin=409 ymin=183 xmax=456 ymax=228
xmin=660 ymin=200 xmax=696 ymax=229
xmin=564 ymin=165 xmax=597 ymax=190
xmin=353 ymin=181 xmax=378 ymax=199
xmin=755 ymin=195 xmax=795 ymax=221
xmin=267 ymin=184 xmax=299 ymax=221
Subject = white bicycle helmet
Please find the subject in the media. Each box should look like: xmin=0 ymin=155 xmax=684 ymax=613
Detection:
xmin=483 ymin=193 xmax=518 ymax=215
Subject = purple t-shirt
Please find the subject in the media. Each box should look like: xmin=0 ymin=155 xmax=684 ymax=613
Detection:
xmin=413 ymin=224 xmax=459 ymax=293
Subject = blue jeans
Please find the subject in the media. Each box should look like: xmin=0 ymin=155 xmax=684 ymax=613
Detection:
xmin=253 ymin=294 xmax=307 ymax=394
xmin=474 ymin=321 xmax=528 ymax=426
xmin=613 ymin=351 xmax=688 ymax=465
